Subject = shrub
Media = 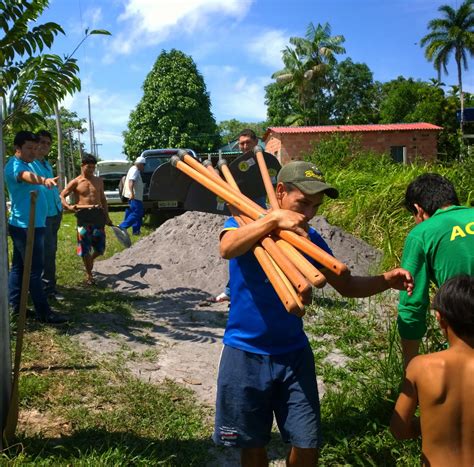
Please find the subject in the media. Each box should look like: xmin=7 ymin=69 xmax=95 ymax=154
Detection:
xmin=305 ymin=135 xmax=473 ymax=268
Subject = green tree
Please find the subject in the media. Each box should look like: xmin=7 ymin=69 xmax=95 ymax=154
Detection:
xmin=272 ymin=22 xmax=345 ymax=125
xmin=330 ymin=59 xmax=381 ymax=124
xmin=379 ymin=77 xmax=445 ymax=124
xmin=1 ymin=1 xmax=81 ymax=130
xmin=218 ymin=119 xmax=267 ymax=145
xmin=420 ymin=0 xmax=474 ymax=130
xmin=123 ymin=49 xmax=220 ymax=158
xmin=265 ymin=81 xmax=299 ymax=126
xmin=378 ymin=76 xmax=466 ymax=159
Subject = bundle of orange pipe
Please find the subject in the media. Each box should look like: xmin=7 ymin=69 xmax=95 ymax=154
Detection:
xmin=171 ymin=149 xmax=348 ymax=316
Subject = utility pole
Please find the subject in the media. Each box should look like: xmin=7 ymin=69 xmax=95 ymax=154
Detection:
xmin=88 ymin=96 xmax=93 ymax=154
xmin=93 ymin=143 xmax=103 ymax=159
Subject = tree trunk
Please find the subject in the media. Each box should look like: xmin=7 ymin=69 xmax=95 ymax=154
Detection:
xmin=54 ymin=104 xmax=66 ymax=189
xmin=456 ymin=53 xmax=464 ymax=134
xmin=0 ymin=97 xmax=13 ymax=450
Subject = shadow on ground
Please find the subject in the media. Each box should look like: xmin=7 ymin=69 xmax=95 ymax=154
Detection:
xmin=5 ymin=428 xmax=212 ymax=465
xmin=41 ymin=284 xmax=227 ymax=347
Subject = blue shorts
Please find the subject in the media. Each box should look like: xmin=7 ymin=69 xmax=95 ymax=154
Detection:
xmin=213 ymin=344 xmax=321 ymax=449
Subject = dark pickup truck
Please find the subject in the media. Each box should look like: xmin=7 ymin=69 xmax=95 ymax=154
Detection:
xmin=141 ymin=148 xmax=197 ymax=222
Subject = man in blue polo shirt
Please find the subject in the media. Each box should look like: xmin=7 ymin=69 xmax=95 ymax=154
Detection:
xmin=31 ymin=130 xmax=64 ymax=300
xmin=213 ymin=161 xmax=414 ymax=466
xmin=4 ymin=131 xmax=67 ymax=324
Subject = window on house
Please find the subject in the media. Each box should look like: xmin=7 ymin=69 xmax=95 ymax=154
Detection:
xmin=390 ymin=146 xmax=406 ymax=163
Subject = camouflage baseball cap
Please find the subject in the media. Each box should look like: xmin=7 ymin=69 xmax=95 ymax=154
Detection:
xmin=277 ymin=161 xmax=339 ymax=199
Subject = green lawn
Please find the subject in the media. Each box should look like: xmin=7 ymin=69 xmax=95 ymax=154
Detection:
xmin=3 ymin=208 xmax=431 ymax=465
xmin=4 ymin=210 xmax=214 ymax=465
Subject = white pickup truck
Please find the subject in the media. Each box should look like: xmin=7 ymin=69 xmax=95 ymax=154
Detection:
xmin=95 ymin=160 xmax=131 ymax=205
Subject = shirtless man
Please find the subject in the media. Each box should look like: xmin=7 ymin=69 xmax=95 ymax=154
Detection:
xmin=391 ymin=275 xmax=474 ymax=466
xmin=60 ymin=154 xmax=112 ymax=284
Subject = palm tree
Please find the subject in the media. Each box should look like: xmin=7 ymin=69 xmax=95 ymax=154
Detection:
xmin=420 ymin=0 xmax=474 ymax=131
xmin=272 ymin=22 xmax=345 ymax=125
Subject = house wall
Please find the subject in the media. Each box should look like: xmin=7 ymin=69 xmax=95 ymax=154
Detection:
xmin=264 ymin=130 xmax=439 ymax=165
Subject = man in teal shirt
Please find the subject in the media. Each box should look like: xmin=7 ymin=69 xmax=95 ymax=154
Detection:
xmin=31 ymin=130 xmax=63 ymax=300
xmin=5 ymin=131 xmax=66 ymax=324
xmin=398 ymin=173 xmax=474 ymax=366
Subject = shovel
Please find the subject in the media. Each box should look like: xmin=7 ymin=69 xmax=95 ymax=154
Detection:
xmin=3 ymin=191 xmax=37 ymax=445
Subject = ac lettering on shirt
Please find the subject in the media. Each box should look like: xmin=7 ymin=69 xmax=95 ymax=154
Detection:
xmin=450 ymin=221 xmax=474 ymax=241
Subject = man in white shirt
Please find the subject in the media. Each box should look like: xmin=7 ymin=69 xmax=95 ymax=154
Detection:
xmin=119 ymin=156 xmax=146 ymax=235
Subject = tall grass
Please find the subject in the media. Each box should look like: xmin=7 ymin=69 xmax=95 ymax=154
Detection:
xmin=306 ymin=297 xmax=423 ymax=465
xmin=305 ymin=135 xmax=474 ymax=268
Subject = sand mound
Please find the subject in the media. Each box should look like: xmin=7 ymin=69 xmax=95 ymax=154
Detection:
xmin=95 ymin=211 xmax=381 ymax=297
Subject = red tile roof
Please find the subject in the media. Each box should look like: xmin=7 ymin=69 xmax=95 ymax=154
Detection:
xmin=264 ymin=122 xmax=443 ymax=139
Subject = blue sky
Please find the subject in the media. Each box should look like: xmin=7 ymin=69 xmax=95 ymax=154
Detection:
xmin=40 ymin=0 xmax=472 ymax=160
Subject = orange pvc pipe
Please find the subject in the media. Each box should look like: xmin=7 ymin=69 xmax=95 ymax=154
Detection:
xmin=175 ymin=156 xmax=348 ymax=275
xmin=254 ymin=147 xmax=279 ymax=209
xmin=218 ymin=162 xmax=311 ymax=294
xmin=274 ymin=238 xmax=327 ymax=288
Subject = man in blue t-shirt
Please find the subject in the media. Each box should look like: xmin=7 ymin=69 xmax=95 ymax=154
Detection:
xmin=4 ymin=131 xmax=67 ymax=324
xmin=213 ymin=161 xmax=414 ymax=466
xmin=31 ymin=130 xmax=64 ymax=300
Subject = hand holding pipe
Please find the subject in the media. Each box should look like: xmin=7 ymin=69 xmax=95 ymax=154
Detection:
xmin=204 ymin=160 xmax=303 ymax=314
xmin=216 ymin=159 xmax=312 ymax=296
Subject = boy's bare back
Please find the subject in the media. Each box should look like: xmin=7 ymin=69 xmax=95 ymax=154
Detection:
xmin=394 ymin=347 xmax=474 ymax=466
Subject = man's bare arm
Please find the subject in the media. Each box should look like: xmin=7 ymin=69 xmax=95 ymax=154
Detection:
xmin=323 ymin=268 xmax=414 ymax=298
xmin=220 ymin=209 xmax=309 ymax=259
xmin=390 ymin=359 xmax=421 ymax=440
xmin=128 ymin=179 xmax=135 ymax=199
xmin=60 ymin=179 xmax=79 ymax=211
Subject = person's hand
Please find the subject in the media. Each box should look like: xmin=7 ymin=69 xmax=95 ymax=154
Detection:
xmin=270 ymin=209 xmax=309 ymax=238
xmin=43 ymin=176 xmax=58 ymax=189
xmin=70 ymin=204 xmax=79 ymax=213
xmin=129 ymin=193 xmax=135 ymax=200
xmin=383 ymin=268 xmax=414 ymax=296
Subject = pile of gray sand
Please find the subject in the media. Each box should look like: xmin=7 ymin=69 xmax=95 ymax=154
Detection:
xmin=95 ymin=211 xmax=381 ymax=298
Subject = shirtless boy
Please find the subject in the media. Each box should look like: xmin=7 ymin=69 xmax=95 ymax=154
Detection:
xmin=391 ymin=275 xmax=474 ymax=466
xmin=60 ymin=154 xmax=112 ymax=284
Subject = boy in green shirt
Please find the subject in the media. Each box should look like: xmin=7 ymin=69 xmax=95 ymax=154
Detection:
xmin=398 ymin=173 xmax=474 ymax=366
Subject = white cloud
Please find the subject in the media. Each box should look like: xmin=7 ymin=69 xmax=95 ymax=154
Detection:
xmin=247 ymin=29 xmax=287 ymax=69
xmin=68 ymin=6 xmax=104 ymax=36
xmin=203 ymin=65 xmax=269 ymax=122
xmin=60 ymin=85 xmax=141 ymax=158
xmin=105 ymin=0 xmax=253 ymax=61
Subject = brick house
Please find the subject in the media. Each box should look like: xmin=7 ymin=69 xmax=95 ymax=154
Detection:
xmin=263 ymin=123 xmax=443 ymax=165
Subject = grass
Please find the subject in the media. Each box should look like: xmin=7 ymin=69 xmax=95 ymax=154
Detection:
xmin=4 ymin=210 xmax=214 ymax=465
xmin=306 ymin=135 xmax=474 ymax=269
xmin=306 ymin=294 xmax=425 ymax=466
xmin=3 ymin=197 xmax=451 ymax=464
